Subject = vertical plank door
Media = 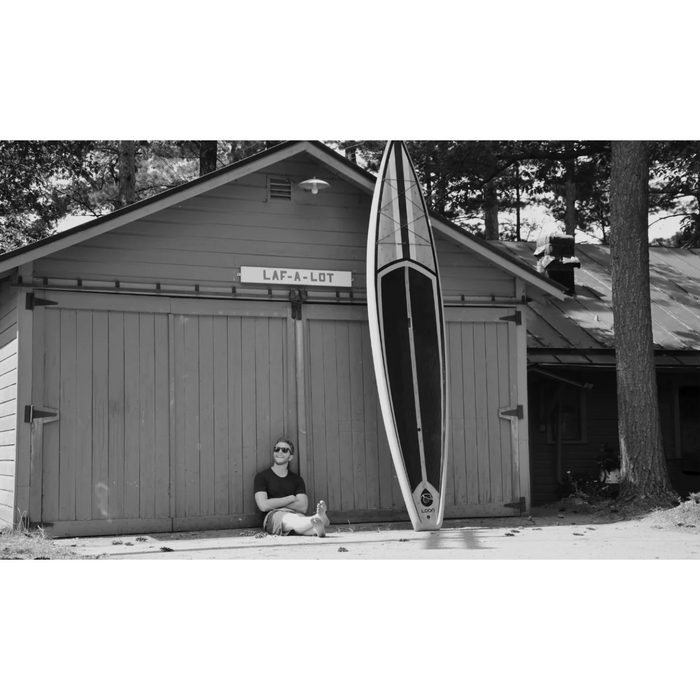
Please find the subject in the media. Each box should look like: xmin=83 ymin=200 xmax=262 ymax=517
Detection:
xmin=32 ymin=292 xmax=171 ymax=536
xmin=445 ymin=307 xmax=520 ymax=517
xmin=302 ymin=305 xmax=401 ymax=522
xmin=170 ymin=298 xmax=294 ymax=530
xmin=303 ymin=304 xmax=522 ymax=523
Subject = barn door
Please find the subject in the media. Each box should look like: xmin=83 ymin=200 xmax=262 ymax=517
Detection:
xmin=444 ymin=307 xmax=521 ymax=516
xmin=30 ymin=291 xmax=171 ymax=534
xmin=169 ymin=298 xmax=295 ymax=528
xmin=302 ymin=304 xmax=522 ymax=522
xmin=300 ymin=305 xmax=403 ymax=519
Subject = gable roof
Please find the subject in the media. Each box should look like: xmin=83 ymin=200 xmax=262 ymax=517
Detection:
xmin=0 ymin=141 xmax=566 ymax=300
xmin=496 ymin=241 xmax=700 ymax=367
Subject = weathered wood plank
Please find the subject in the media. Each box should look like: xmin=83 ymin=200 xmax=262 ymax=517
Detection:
xmin=228 ymin=316 xmax=244 ymax=514
xmin=0 ymin=367 xmax=17 ymax=391
xmin=460 ymin=322 xmax=479 ymax=505
xmin=308 ymin=320 xmax=328 ymax=504
xmin=183 ymin=315 xmax=200 ymax=518
xmin=0 ymin=337 xmax=18 ymax=363
xmin=153 ymin=314 xmax=170 ymax=519
xmin=0 ymin=384 xmax=17 ymax=405
xmin=212 ymin=316 xmax=229 ymax=515
xmin=45 ymin=516 xmax=172 ymax=538
xmin=496 ymin=322 xmax=513 ymax=504
xmin=0 ymin=489 xmax=14 ymax=508
xmin=91 ymin=311 xmax=110 ymax=520
xmin=253 ymin=317 xmax=271 ymax=510
xmin=0 ymin=474 xmax=14 ymax=492
xmin=108 ymin=311 xmax=125 ymax=519
xmin=0 ymin=327 xmax=17 ymax=351
xmin=0 ymin=460 xmax=15 ymax=477
xmin=321 ymin=321 xmax=341 ymax=511
xmin=137 ymin=313 xmax=155 ymax=519
xmin=0 ymin=400 xmax=16 ymax=419
xmin=484 ymin=322 xmax=504 ymax=502
xmin=42 ymin=309 xmax=61 ymax=522
xmin=334 ymin=321 xmax=355 ymax=512
xmin=0 ymin=430 xmax=15 ymax=446
xmin=240 ymin=317 xmax=257 ymax=512
xmin=348 ymin=321 xmax=366 ymax=511
xmin=198 ymin=316 xmax=215 ymax=517
xmin=123 ymin=312 xmax=141 ymax=519
xmin=75 ymin=311 xmax=93 ymax=520
xmin=447 ymin=322 xmax=466 ymax=507
xmin=472 ymin=322 xmax=491 ymax=504
xmin=361 ymin=325 xmax=380 ymax=511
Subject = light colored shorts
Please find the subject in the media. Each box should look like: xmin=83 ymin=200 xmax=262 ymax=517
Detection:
xmin=262 ymin=508 xmax=296 ymax=536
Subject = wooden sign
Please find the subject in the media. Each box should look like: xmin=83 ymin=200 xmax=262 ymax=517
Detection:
xmin=240 ymin=266 xmax=352 ymax=287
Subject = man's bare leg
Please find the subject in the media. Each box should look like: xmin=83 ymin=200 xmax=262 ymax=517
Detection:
xmin=280 ymin=513 xmax=326 ymax=537
xmin=316 ymin=500 xmax=330 ymax=527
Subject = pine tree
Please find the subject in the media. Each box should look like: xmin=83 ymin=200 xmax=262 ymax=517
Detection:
xmin=609 ymin=141 xmax=676 ymax=503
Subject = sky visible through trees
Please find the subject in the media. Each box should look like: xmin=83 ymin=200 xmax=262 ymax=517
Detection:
xmin=0 ymin=140 xmax=697 ymax=254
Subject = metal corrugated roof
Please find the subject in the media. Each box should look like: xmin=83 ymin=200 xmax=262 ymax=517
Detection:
xmin=495 ymin=242 xmax=700 ymax=367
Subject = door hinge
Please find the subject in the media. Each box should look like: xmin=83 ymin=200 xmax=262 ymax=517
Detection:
xmin=504 ymin=497 xmax=526 ymax=512
xmin=26 ymin=293 xmax=58 ymax=311
xmin=24 ymin=405 xmax=59 ymax=423
xmin=499 ymin=405 xmax=523 ymax=420
xmin=499 ymin=310 xmax=521 ymax=325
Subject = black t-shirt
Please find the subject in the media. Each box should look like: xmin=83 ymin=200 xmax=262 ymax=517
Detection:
xmin=253 ymin=467 xmax=307 ymax=502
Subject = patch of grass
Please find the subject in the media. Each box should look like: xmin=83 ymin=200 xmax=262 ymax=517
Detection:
xmin=645 ymin=493 xmax=700 ymax=530
xmin=0 ymin=512 xmax=96 ymax=560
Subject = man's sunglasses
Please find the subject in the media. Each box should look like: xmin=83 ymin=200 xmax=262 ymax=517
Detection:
xmin=274 ymin=446 xmax=291 ymax=454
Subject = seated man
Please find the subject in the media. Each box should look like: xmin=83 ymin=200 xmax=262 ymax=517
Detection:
xmin=254 ymin=437 xmax=330 ymax=537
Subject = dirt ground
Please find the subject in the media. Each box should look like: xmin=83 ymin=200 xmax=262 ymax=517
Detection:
xmin=60 ymin=501 xmax=700 ymax=560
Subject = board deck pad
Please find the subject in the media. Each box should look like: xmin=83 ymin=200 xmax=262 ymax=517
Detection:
xmin=367 ymin=141 xmax=449 ymax=531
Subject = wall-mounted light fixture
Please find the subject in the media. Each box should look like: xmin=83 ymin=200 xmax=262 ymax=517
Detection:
xmin=299 ymin=177 xmax=330 ymax=195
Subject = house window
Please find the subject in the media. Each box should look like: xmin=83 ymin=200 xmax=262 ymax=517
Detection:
xmin=677 ymin=385 xmax=700 ymax=462
xmin=546 ymin=383 xmax=586 ymax=444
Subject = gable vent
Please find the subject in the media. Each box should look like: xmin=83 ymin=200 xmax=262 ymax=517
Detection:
xmin=269 ymin=177 xmax=292 ymax=200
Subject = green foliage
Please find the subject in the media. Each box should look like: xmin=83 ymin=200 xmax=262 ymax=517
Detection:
xmin=0 ymin=140 xmax=273 ymax=254
xmin=2 ymin=139 xmax=698 ymax=253
xmin=649 ymin=141 xmax=699 ymax=248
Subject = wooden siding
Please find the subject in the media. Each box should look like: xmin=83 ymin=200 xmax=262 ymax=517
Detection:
xmin=0 ymin=283 xmax=18 ymax=528
xmin=171 ymin=299 xmax=293 ymax=528
xmin=35 ymin=154 xmax=514 ymax=300
xmin=445 ymin=307 xmax=519 ymax=514
xmin=31 ymin=288 xmax=526 ymax=534
xmin=528 ymin=370 xmax=618 ymax=504
xmin=36 ymin=301 xmax=170 ymax=526
xmin=303 ymin=305 xmax=522 ymax=521
xmin=527 ymin=368 xmax=699 ymax=504
xmin=302 ymin=306 xmax=401 ymax=517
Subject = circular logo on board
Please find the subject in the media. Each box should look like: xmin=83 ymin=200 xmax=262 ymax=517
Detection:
xmin=420 ymin=489 xmax=434 ymax=507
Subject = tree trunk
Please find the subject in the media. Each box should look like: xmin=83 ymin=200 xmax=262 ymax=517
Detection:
xmin=564 ymin=159 xmax=576 ymax=236
xmin=483 ymin=180 xmax=499 ymax=240
xmin=609 ymin=141 xmax=675 ymax=502
xmin=199 ymin=141 xmax=218 ymax=176
xmin=117 ymin=140 xmax=136 ymax=209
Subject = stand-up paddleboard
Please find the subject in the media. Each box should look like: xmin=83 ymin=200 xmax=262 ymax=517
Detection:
xmin=366 ymin=141 xmax=449 ymax=532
